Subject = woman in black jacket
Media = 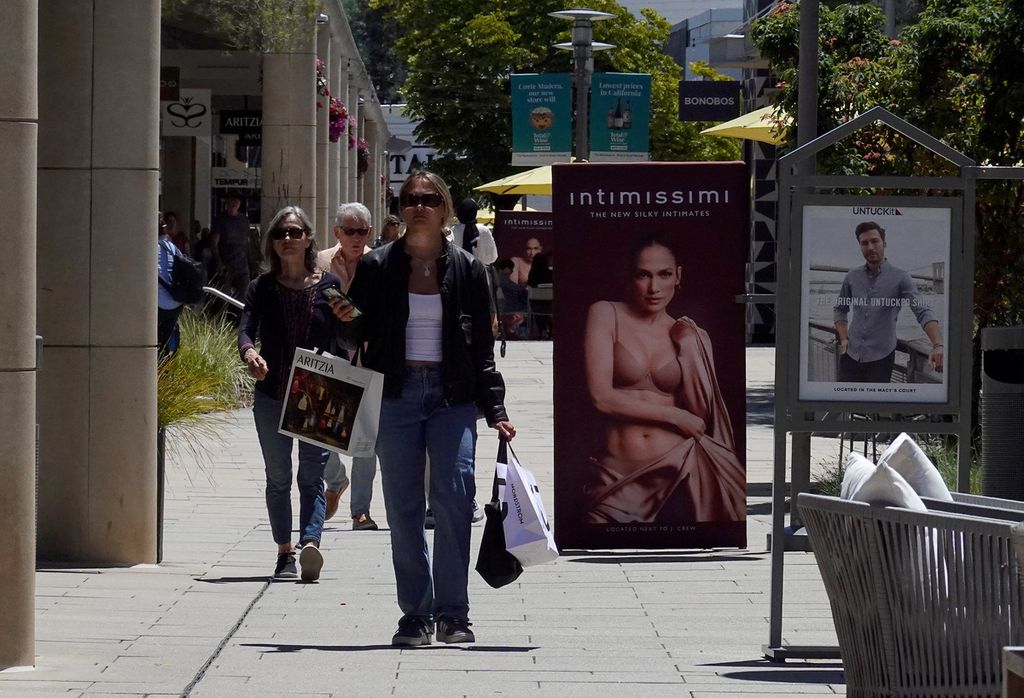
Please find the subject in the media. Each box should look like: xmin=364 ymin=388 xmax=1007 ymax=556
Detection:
xmin=238 ymin=205 xmax=343 ymax=582
xmin=332 ymin=171 xmax=516 ymax=647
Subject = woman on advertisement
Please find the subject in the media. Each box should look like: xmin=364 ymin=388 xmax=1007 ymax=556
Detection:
xmin=582 ymin=234 xmax=744 ymax=524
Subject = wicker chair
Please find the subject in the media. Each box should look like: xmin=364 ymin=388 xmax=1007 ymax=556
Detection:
xmin=798 ymin=493 xmax=1024 ymax=697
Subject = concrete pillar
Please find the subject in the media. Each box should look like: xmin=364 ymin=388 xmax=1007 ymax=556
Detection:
xmin=365 ymin=120 xmax=381 ymax=227
xmin=347 ymin=78 xmax=359 ymax=203
xmin=315 ymin=25 xmax=330 ymax=248
xmin=362 ymin=111 xmax=374 ymax=207
xmin=336 ymin=67 xmax=351 ymax=206
xmin=261 ymin=31 xmax=317 ymax=229
xmin=0 ymin=0 xmax=38 ymax=670
xmin=36 ymin=0 xmax=160 ymax=564
xmin=327 ymin=38 xmax=343 ymax=226
xmin=372 ymin=121 xmax=384 ymax=225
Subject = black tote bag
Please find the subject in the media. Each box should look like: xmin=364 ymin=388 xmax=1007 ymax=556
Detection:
xmin=475 ymin=440 xmax=524 ymax=589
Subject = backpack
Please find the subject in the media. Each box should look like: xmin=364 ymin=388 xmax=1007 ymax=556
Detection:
xmin=159 ymin=240 xmax=206 ymax=304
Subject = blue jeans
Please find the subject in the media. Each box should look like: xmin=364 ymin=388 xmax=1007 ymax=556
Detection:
xmin=253 ymin=390 xmax=329 ymax=546
xmin=324 ymin=451 xmax=378 ymax=517
xmin=376 ymin=365 xmax=477 ymax=622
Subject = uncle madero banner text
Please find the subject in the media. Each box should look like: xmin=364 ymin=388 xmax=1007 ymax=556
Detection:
xmin=511 ymin=74 xmax=572 ymax=165
xmin=551 ymin=162 xmax=748 ymax=550
xmin=589 ymin=73 xmax=650 ymax=162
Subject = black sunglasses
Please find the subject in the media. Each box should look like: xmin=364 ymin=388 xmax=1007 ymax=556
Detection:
xmin=400 ymin=193 xmax=444 ymax=209
xmin=271 ymin=226 xmax=308 ymax=240
xmin=341 ymin=226 xmax=370 ymax=236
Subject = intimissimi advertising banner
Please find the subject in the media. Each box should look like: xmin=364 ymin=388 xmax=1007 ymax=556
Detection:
xmin=552 ymin=162 xmax=748 ymax=550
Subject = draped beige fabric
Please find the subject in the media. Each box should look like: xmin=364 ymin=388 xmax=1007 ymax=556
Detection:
xmin=586 ymin=318 xmax=745 ymax=524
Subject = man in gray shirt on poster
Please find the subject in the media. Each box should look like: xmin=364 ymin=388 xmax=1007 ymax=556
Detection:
xmin=833 ymin=221 xmax=945 ymax=382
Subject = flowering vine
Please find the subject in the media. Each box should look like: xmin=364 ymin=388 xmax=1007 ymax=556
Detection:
xmin=315 ymin=58 xmax=349 ymax=144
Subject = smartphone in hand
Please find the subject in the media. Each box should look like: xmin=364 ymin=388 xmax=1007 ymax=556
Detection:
xmin=322 ymin=286 xmax=362 ymax=317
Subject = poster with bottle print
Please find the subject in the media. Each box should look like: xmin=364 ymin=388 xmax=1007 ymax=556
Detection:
xmin=551 ymin=162 xmax=748 ymax=550
xmin=589 ymin=74 xmax=650 ymax=162
xmin=279 ymin=348 xmax=383 ymax=458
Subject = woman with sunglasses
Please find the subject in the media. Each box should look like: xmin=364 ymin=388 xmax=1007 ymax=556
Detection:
xmin=238 ymin=205 xmax=344 ymax=581
xmin=331 ymin=171 xmax=516 ymax=646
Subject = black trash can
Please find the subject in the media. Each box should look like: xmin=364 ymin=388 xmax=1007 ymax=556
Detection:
xmin=981 ymin=327 xmax=1024 ymax=499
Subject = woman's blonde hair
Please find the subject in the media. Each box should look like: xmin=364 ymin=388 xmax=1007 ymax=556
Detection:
xmin=399 ymin=170 xmax=455 ymax=233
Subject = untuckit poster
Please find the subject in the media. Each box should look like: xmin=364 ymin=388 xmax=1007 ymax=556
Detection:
xmin=589 ymin=73 xmax=650 ymax=162
xmin=511 ymin=74 xmax=572 ymax=165
xmin=798 ymin=201 xmax=952 ymax=403
xmin=552 ymin=162 xmax=748 ymax=550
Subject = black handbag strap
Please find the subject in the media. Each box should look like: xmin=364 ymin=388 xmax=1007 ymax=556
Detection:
xmin=492 ymin=439 xmax=521 ymax=502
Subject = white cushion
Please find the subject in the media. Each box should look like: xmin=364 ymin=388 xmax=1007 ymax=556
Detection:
xmin=847 ymin=461 xmax=927 ymax=511
xmin=877 ymin=433 xmax=953 ymax=502
xmin=840 ymin=452 xmax=876 ymax=500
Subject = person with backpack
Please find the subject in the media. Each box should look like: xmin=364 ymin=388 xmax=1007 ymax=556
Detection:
xmin=158 ymin=215 xmax=185 ymax=355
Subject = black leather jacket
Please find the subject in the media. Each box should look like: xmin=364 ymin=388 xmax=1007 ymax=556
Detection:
xmin=343 ymin=237 xmax=508 ymax=426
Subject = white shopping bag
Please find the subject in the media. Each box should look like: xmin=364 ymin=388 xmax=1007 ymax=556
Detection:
xmin=500 ymin=446 xmax=558 ymax=567
xmin=278 ymin=348 xmax=383 ymax=458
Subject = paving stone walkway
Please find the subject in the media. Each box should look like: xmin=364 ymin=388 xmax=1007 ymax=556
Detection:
xmin=1 ymin=344 xmax=846 ymax=696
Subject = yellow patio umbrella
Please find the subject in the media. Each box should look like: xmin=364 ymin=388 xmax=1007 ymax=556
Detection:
xmin=477 ymin=203 xmax=537 ymax=225
xmin=474 ymin=165 xmax=553 ymax=196
xmin=700 ymin=106 xmax=789 ymax=145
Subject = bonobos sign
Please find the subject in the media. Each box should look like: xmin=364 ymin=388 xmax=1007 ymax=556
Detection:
xmin=678 ymin=81 xmax=741 ymax=122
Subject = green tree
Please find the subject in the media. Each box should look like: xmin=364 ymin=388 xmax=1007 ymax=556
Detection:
xmin=342 ymin=0 xmax=406 ymax=103
xmin=162 ymin=0 xmax=321 ymax=52
xmin=373 ymin=0 xmax=739 ymax=198
xmin=751 ymin=0 xmax=1024 ymax=431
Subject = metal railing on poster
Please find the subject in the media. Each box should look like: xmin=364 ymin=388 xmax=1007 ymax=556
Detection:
xmin=762 ymin=106 xmax=1024 ymax=662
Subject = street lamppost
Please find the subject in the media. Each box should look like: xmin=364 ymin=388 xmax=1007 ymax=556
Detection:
xmin=550 ymin=8 xmax=614 ymax=162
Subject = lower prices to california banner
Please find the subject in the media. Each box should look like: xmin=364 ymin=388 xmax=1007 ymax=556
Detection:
xmin=552 ymin=162 xmax=748 ymax=550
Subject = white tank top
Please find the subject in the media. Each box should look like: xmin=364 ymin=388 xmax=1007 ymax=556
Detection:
xmin=406 ymin=293 xmax=443 ymax=362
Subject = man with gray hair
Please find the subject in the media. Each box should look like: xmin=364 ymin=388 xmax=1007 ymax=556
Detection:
xmin=316 ymin=202 xmax=379 ymax=530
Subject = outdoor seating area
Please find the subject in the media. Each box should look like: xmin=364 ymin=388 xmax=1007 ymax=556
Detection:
xmin=800 ymin=492 xmax=1024 ymax=697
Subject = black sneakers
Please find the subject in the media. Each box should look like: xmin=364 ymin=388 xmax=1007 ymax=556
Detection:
xmin=274 ymin=552 xmax=297 ymax=579
xmin=299 ymin=544 xmax=324 ymax=582
xmin=392 ymin=616 xmax=433 ymax=646
xmin=352 ymin=513 xmax=378 ymax=531
xmin=436 ymin=616 xmax=475 ymax=644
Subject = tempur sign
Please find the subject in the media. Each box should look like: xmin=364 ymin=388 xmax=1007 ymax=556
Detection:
xmin=677 ymin=81 xmax=741 ymax=122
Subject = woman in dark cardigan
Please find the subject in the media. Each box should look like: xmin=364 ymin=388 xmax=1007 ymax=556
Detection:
xmin=238 ymin=205 xmax=343 ymax=582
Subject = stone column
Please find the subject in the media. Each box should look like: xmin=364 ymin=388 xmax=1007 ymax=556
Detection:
xmin=327 ymin=38 xmax=342 ymax=222
xmin=347 ymin=79 xmax=360 ymax=203
xmin=261 ymin=31 xmax=317 ymax=229
xmin=314 ymin=25 xmax=330 ymax=247
xmin=0 ymin=0 xmax=38 ymax=669
xmin=362 ymin=111 xmax=374 ymax=207
xmin=336 ymin=66 xmax=350 ymax=205
xmin=365 ymin=120 xmax=381 ymax=226
xmin=36 ymin=0 xmax=160 ymax=564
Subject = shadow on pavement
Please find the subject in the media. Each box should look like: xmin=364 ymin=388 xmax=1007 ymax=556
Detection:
xmin=565 ymin=550 xmax=768 ymax=564
xmin=240 ymin=643 xmax=539 ymax=653
xmin=747 ymin=386 xmax=775 ymax=426
xmin=702 ymin=659 xmax=844 ymax=685
xmin=195 ymin=576 xmax=273 ymax=584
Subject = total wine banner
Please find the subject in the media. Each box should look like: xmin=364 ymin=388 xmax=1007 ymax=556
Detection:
xmin=511 ymin=74 xmax=572 ymax=165
xmin=552 ymin=162 xmax=748 ymax=550
xmin=589 ymin=73 xmax=650 ymax=162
